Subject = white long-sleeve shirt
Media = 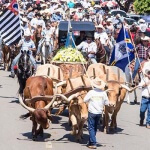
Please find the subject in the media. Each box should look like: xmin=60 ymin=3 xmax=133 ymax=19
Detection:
xmin=84 ymin=88 xmax=109 ymax=114
xmin=76 ymin=41 xmax=97 ymax=58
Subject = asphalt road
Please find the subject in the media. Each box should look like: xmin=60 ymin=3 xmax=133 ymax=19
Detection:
xmin=0 ymin=70 xmax=150 ymax=150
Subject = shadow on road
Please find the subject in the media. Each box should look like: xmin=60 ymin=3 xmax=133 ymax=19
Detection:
xmin=9 ymin=98 xmax=19 ymax=104
xmin=0 ymin=96 xmax=18 ymax=99
xmin=18 ymin=132 xmax=51 ymax=142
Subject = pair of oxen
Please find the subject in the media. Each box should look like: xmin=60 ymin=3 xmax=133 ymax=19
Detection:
xmin=18 ymin=63 xmax=133 ymax=141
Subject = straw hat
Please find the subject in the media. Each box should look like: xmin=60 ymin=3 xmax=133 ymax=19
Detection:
xmin=95 ymin=24 xmax=105 ymax=30
xmin=92 ymin=77 xmax=106 ymax=90
xmin=141 ymin=36 xmax=150 ymax=41
xmin=24 ymin=29 xmax=31 ymax=36
xmin=22 ymin=17 xmax=28 ymax=23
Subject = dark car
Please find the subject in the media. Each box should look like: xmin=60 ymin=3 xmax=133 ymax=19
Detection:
xmin=127 ymin=14 xmax=143 ymax=22
xmin=125 ymin=18 xmax=136 ymax=26
xmin=109 ymin=9 xmax=127 ymax=17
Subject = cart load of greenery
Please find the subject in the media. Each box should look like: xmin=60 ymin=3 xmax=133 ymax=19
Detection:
xmin=52 ymin=47 xmax=86 ymax=62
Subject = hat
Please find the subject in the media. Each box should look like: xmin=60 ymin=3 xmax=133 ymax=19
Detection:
xmin=86 ymin=32 xmax=93 ymax=38
xmin=145 ymin=69 xmax=150 ymax=75
xmin=138 ymin=19 xmax=145 ymax=24
xmin=92 ymin=77 xmax=106 ymax=90
xmin=22 ymin=17 xmax=28 ymax=22
xmin=41 ymin=4 xmax=47 ymax=7
xmin=106 ymin=18 xmax=112 ymax=22
xmin=94 ymin=5 xmax=101 ymax=8
xmin=95 ymin=24 xmax=105 ymax=30
xmin=116 ymin=14 xmax=121 ymax=18
xmin=24 ymin=29 xmax=31 ymax=36
xmin=37 ymin=22 xmax=43 ymax=26
xmin=141 ymin=36 xmax=150 ymax=41
xmin=54 ymin=9 xmax=62 ymax=13
xmin=51 ymin=0 xmax=58 ymax=3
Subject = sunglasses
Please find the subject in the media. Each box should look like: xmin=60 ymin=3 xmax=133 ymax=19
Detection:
xmin=143 ymin=41 xmax=149 ymax=42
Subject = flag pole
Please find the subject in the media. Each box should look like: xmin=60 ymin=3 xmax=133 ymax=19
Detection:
xmin=123 ymin=24 xmax=134 ymax=85
xmin=128 ymin=29 xmax=150 ymax=95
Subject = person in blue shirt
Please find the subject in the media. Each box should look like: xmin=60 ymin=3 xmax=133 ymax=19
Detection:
xmin=67 ymin=0 xmax=75 ymax=8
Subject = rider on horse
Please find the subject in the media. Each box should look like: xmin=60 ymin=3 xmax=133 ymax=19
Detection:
xmin=36 ymin=22 xmax=53 ymax=56
xmin=9 ymin=29 xmax=37 ymax=78
xmin=76 ymin=32 xmax=97 ymax=64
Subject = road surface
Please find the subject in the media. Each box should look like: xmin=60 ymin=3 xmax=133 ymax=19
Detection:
xmin=0 ymin=70 xmax=150 ymax=150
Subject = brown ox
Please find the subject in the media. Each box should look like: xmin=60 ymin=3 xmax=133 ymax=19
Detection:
xmin=68 ymin=93 xmax=88 ymax=142
xmin=87 ymin=63 xmax=131 ymax=133
xmin=19 ymin=76 xmax=54 ymax=140
xmin=55 ymin=76 xmax=92 ymax=141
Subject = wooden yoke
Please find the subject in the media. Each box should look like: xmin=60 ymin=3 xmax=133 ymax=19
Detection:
xmin=68 ymin=78 xmax=74 ymax=90
xmin=81 ymin=75 xmax=86 ymax=87
xmin=93 ymin=68 xmax=96 ymax=79
xmin=103 ymin=65 xmax=106 ymax=74
xmin=47 ymin=67 xmax=50 ymax=76
xmin=106 ymin=69 xmax=109 ymax=81
xmin=58 ymin=68 xmax=60 ymax=80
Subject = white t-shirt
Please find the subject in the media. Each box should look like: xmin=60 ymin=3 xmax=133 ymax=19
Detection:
xmin=94 ymin=32 xmax=108 ymax=45
xmin=139 ymin=77 xmax=150 ymax=98
xmin=84 ymin=88 xmax=109 ymax=114
xmin=77 ymin=41 xmax=97 ymax=58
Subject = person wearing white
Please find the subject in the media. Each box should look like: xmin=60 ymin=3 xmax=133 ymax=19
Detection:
xmin=94 ymin=24 xmax=108 ymax=45
xmin=37 ymin=23 xmax=54 ymax=55
xmin=84 ymin=77 xmax=109 ymax=149
xmin=9 ymin=29 xmax=37 ymax=78
xmin=77 ymin=33 xmax=97 ymax=64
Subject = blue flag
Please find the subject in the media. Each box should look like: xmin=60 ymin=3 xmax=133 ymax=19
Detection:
xmin=109 ymin=25 xmax=135 ymax=72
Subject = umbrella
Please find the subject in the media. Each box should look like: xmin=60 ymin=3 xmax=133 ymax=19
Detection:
xmin=101 ymin=1 xmax=118 ymax=7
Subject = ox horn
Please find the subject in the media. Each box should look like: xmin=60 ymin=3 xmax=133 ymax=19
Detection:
xmin=44 ymin=95 xmax=57 ymax=110
xmin=68 ymin=93 xmax=81 ymax=101
xmin=44 ymin=94 xmax=70 ymax=110
xmin=18 ymin=94 xmax=35 ymax=112
xmin=56 ymin=81 xmax=67 ymax=87
xmin=120 ymin=84 xmax=138 ymax=92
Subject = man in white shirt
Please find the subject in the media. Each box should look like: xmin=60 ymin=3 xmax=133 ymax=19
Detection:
xmin=77 ymin=32 xmax=97 ymax=64
xmin=9 ymin=29 xmax=37 ymax=78
xmin=84 ymin=77 xmax=109 ymax=149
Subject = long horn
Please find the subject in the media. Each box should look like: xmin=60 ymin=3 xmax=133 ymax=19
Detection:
xmin=18 ymin=94 xmax=35 ymax=112
xmin=68 ymin=93 xmax=81 ymax=101
xmin=44 ymin=95 xmax=57 ymax=110
xmin=120 ymin=84 xmax=138 ymax=92
xmin=44 ymin=94 xmax=70 ymax=110
xmin=106 ymin=69 xmax=109 ymax=81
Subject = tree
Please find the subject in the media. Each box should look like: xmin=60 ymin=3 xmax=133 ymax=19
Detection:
xmin=115 ymin=0 xmax=134 ymax=12
xmin=134 ymin=0 xmax=150 ymax=14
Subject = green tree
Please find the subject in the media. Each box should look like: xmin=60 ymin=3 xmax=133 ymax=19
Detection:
xmin=134 ymin=0 xmax=150 ymax=14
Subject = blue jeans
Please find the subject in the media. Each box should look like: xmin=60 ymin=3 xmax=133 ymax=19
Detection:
xmin=132 ymin=58 xmax=144 ymax=80
xmin=88 ymin=112 xmax=101 ymax=146
xmin=140 ymin=97 xmax=150 ymax=125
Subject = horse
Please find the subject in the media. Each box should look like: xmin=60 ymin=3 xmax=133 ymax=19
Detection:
xmin=95 ymin=38 xmax=106 ymax=64
xmin=16 ymin=50 xmax=33 ymax=94
xmin=40 ymin=35 xmax=53 ymax=64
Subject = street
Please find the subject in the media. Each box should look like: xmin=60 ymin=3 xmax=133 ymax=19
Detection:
xmin=0 ymin=70 xmax=150 ymax=150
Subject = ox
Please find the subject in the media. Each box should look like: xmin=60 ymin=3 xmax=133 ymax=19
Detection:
xmin=87 ymin=63 xmax=131 ymax=133
xmin=19 ymin=76 xmax=54 ymax=140
xmin=55 ymin=76 xmax=92 ymax=141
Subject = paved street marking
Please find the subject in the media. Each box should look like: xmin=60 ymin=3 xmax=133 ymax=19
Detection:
xmin=46 ymin=141 xmax=52 ymax=149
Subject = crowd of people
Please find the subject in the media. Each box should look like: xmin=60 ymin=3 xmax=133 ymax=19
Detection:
xmin=0 ymin=0 xmax=150 ymax=149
